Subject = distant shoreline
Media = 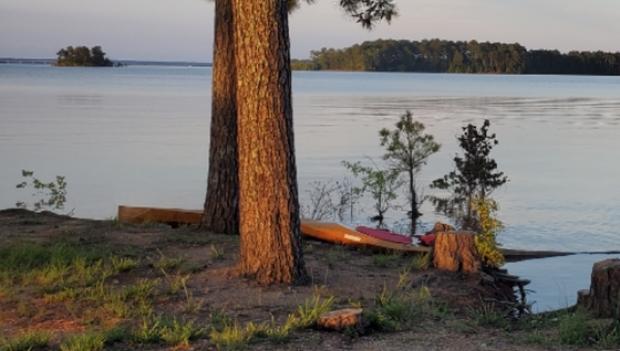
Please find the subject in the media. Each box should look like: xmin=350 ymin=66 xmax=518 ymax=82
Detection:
xmin=0 ymin=58 xmax=212 ymax=67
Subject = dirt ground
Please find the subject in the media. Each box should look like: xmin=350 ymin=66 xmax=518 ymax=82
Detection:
xmin=0 ymin=209 xmax=605 ymax=350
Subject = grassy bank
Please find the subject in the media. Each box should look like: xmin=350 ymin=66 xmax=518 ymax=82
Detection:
xmin=0 ymin=209 xmax=617 ymax=350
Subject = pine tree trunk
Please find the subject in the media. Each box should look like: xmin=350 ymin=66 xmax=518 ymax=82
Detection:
xmin=202 ymin=0 xmax=239 ymax=235
xmin=232 ymin=0 xmax=307 ymax=285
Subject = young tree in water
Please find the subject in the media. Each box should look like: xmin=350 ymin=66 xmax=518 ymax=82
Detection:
xmin=430 ymin=120 xmax=508 ymax=230
xmin=379 ymin=111 xmax=440 ymax=235
xmin=343 ymin=161 xmax=403 ymax=228
xmin=202 ymin=0 xmax=398 ymax=235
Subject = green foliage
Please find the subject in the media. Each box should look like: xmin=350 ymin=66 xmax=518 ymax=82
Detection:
xmin=379 ymin=111 xmax=440 ymax=234
xmin=286 ymin=293 xmax=335 ymax=329
xmin=408 ymin=253 xmax=431 ymax=271
xmin=209 ymin=322 xmax=254 ymax=351
xmin=293 ymin=38 xmax=620 ymax=75
xmin=472 ymin=198 xmax=505 ymax=268
xmin=160 ymin=319 xmax=204 ymax=348
xmin=372 ymin=253 xmax=402 ymax=268
xmin=0 ymin=331 xmax=50 ymax=351
xmin=343 ymin=160 xmax=403 ymax=227
xmin=60 ymin=332 xmax=105 ymax=351
xmin=365 ymin=285 xmax=421 ymax=331
xmin=558 ymin=310 xmax=591 ymax=345
xmin=55 ymin=46 xmax=113 ymax=67
xmin=431 ymin=120 xmax=507 ymax=230
xmin=209 ymin=244 xmax=225 ymax=261
xmin=467 ymin=302 xmax=508 ymax=329
xmin=15 ymin=170 xmax=68 ymax=212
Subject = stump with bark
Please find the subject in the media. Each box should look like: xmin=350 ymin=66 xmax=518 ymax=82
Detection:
xmin=433 ymin=231 xmax=481 ymax=273
xmin=578 ymin=258 xmax=620 ymax=318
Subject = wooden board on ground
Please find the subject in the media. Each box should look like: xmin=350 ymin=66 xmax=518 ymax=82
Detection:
xmin=118 ymin=205 xmax=202 ymax=226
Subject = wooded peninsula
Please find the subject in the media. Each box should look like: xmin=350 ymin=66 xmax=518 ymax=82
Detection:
xmin=292 ymin=39 xmax=620 ymax=75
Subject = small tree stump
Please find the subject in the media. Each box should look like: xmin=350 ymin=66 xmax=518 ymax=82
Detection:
xmin=317 ymin=308 xmax=363 ymax=331
xmin=431 ymin=222 xmax=455 ymax=233
xmin=433 ymin=231 xmax=481 ymax=273
xmin=579 ymin=259 xmax=620 ymax=318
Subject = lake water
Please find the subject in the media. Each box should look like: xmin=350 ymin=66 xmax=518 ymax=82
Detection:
xmin=1 ymin=64 xmax=619 ymax=309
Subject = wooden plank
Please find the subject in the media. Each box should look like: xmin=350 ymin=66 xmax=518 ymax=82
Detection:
xmin=117 ymin=205 xmax=202 ymax=225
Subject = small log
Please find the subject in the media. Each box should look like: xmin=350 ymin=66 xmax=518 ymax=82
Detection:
xmin=433 ymin=231 xmax=481 ymax=273
xmin=317 ymin=308 xmax=363 ymax=331
xmin=580 ymin=259 xmax=620 ymax=318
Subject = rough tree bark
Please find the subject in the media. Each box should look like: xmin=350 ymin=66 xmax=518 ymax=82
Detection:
xmin=202 ymin=0 xmax=239 ymax=235
xmin=232 ymin=0 xmax=307 ymax=284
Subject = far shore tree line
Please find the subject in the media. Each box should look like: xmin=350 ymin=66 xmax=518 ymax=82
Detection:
xmin=292 ymin=39 xmax=620 ymax=75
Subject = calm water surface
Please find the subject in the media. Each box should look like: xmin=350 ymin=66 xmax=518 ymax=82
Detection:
xmin=1 ymin=65 xmax=618 ymax=309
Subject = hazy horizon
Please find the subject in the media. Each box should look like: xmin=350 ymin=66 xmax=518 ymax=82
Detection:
xmin=1 ymin=0 xmax=619 ymax=62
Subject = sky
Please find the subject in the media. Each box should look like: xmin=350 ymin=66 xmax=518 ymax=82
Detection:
xmin=1 ymin=0 xmax=619 ymax=61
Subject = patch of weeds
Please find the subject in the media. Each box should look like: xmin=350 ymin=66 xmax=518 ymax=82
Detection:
xmin=60 ymin=332 xmax=105 ymax=351
xmin=16 ymin=300 xmax=38 ymax=318
xmin=132 ymin=314 xmax=165 ymax=344
xmin=467 ymin=302 xmax=509 ymax=329
xmin=558 ymin=309 xmax=592 ymax=346
xmin=523 ymin=330 xmax=551 ymax=346
xmin=110 ymin=257 xmax=138 ymax=273
xmin=160 ymin=319 xmax=204 ymax=348
xmin=210 ymin=310 xmax=234 ymax=331
xmin=286 ymin=292 xmax=335 ymax=329
xmin=209 ymin=244 xmax=225 ymax=261
xmin=365 ymin=284 xmax=438 ymax=332
xmin=103 ymin=325 xmax=131 ymax=345
xmin=0 ymin=331 xmax=50 ymax=351
xmin=372 ymin=253 xmax=401 ymax=268
xmin=408 ymin=253 xmax=431 ymax=271
xmin=153 ymin=250 xmax=184 ymax=271
xmin=323 ymin=246 xmax=348 ymax=269
xmin=209 ymin=322 xmax=253 ymax=351
xmin=123 ymin=278 xmax=158 ymax=301
xmin=596 ymin=321 xmax=620 ymax=348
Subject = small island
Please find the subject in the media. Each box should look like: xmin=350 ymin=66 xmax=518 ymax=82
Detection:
xmin=55 ymin=45 xmax=114 ymax=67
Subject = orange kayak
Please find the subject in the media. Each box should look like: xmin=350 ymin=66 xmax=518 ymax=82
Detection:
xmin=300 ymin=220 xmax=430 ymax=254
xmin=117 ymin=205 xmax=429 ymax=253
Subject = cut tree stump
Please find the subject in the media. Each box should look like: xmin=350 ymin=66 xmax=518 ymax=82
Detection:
xmin=317 ymin=308 xmax=363 ymax=331
xmin=579 ymin=258 xmax=620 ymax=318
xmin=433 ymin=231 xmax=481 ymax=273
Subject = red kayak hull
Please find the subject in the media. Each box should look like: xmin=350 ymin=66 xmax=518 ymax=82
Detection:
xmin=355 ymin=226 xmax=412 ymax=245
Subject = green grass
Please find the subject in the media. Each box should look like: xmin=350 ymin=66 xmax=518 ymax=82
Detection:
xmin=60 ymin=332 xmax=105 ymax=351
xmin=467 ymin=302 xmax=508 ymax=329
xmin=365 ymin=284 xmax=443 ymax=332
xmin=209 ymin=322 xmax=254 ymax=351
xmin=558 ymin=309 xmax=591 ymax=345
xmin=408 ymin=253 xmax=431 ymax=271
xmin=0 ymin=331 xmax=50 ymax=351
xmin=286 ymin=293 xmax=334 ymax=329
xmin=209 ymin=244 xmax=225 ymax=261
xmin=371 ymin=253 xmax=402 ymax=268
xmin=160 ymin=318 xmax=204 ymax=347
